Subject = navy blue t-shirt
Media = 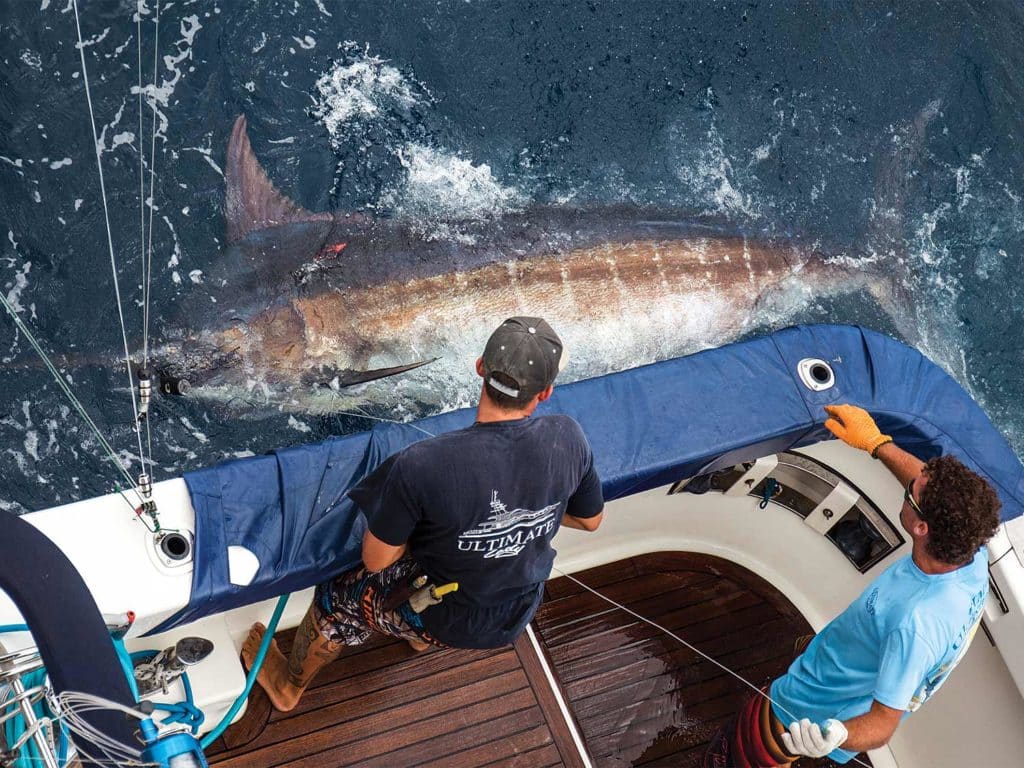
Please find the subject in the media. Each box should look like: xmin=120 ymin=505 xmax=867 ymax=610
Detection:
xmin=349 ymin=415 xmax=603 ymax=648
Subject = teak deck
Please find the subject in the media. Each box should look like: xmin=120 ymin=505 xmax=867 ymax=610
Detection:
xmin=207 ymin=553 xmax=868 ymax=767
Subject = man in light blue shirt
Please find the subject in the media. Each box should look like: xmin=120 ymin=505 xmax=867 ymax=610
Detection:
xmin=705 ymin=404 xmax=1001 ymax=767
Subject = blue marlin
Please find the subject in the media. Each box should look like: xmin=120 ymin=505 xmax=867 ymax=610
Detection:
xmin=156 ymin=116 xmax=895 ymax=412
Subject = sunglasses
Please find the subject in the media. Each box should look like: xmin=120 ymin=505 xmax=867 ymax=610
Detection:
xmin=904 ymin=478 xmax=925 ymax=519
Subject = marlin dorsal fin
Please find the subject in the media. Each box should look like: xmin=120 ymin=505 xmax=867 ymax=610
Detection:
xmin=225 ymin=115 xmax=331 ymax=244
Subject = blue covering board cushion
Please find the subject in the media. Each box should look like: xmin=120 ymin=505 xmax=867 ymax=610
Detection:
xmin=148 ymin=324 xmax=1024 ymax=633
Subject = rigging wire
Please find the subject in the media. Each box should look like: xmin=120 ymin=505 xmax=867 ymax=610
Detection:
xmin=70 ymin=0 xmax=148 ymax=484
xmin=142 ymin=2 xmax=160 ymax=374
xmin=138 ymin=1 xmax=162 ymax=477
xmin=136 ymin=3 xmax=145 ymax=351
xmin=0 ymin=292 xmax=139 ymax=516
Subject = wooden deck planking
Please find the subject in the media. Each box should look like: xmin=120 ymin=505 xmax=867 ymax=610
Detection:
xmin=209 ymin=551 xmax=868 ymax=767
xmin=534 ymin=552 xmax=869 ymax=768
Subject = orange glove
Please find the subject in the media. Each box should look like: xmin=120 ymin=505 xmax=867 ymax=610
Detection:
xmin=823 ymin=404 xmax=893 ymax=457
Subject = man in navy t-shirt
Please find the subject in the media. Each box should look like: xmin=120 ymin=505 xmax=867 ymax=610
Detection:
xmin=243 ymin=317 xmax=604 ymax=711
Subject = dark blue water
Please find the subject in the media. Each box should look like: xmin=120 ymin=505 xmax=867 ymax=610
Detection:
xmin=1 ymin=0 xmax=1022 ymax=512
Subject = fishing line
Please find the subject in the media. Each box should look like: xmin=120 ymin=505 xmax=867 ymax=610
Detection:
xmin=70 ymin=0 xmax=149 ymax=484
xmin=142 ymin=0 xmax=160 ymax=374
xmin=138 ymin=0 xmax=162 ymax=480
xmin=0 ymin=292 xmax=140 ymax=516
xmin=549 ymin=565 xmax=873 ymax=768
xmin=328 ymin=395 xmax=439 ymax=438
xmin=136 ymin=3 xmax=145 ymax=346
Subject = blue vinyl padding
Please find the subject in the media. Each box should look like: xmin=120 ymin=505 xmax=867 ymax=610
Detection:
xmin=148 ymin=324 xmax=1024 ymax=633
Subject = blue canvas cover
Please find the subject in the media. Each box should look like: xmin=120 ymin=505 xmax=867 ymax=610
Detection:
xmin=151 ymin=324 xmax=1024 ymax=632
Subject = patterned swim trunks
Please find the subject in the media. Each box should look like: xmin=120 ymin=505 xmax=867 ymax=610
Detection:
xmin=313 ymin=558 xmax=444 ymax=648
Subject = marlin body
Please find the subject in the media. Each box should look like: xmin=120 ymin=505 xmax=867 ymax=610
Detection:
xmin=158 ymin=116 xmax=890 ymax=413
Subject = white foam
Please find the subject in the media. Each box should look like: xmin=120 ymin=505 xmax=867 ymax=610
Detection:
xmin=384 ymin=143 xmax=524 ymax=221
xmin=179 ymin=416 xmax=209 ymax=444
xmin=5 ymin=261 xmax=32 ymax=313
xmin=24 ymin=430 xmax=39 ymax=462
xmin=20 ymin=50 xmax=42 ymax=71
xmin=75 ymin=27 xmax=111 ymax=49
xmin=288 ymin=416 xmax=311 ymax=433
xmin=161 ymin=214 xmax=183 ymax=285
xmin=292 ymin=35 xmax=316 ymax=50
xmin=183 ymin=145 xmax=223 ymax=176
xmin=97 ymin=100 xmax=128 ymax=155
xmin=313 ymin=50 xmax=426 ymax=136
xmin=132 ymin=15 xmax=203 ymax=139
xmin=48 ymin=157 xmax=72 ymax=170
xmin=673 ymin=119 xmax=761 ymax=220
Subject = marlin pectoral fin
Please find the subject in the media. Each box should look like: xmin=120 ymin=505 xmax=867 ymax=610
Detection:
xmin=306 ymin=358 xmax=437 ymax=389
xmin=225 ymin=115 xmax=332 ymax=244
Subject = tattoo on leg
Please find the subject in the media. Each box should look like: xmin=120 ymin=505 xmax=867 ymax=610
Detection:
xmin=287 ymin=607 xmax=343 ymax=688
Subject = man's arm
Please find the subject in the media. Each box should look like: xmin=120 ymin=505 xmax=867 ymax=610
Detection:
xmin=560 ymin=510 xmax=603 ymax=532
xmin=873 ymin=442 xmax=925 ymax=488
xmin=362 ymin=529 xmax=407 ymax=572
xmin=824 ymin=404 xmax=924 ymax=485
xmin=840 ymin=699 xmax=903 ymax=752
xmin=783 ymin=700 xmax=903 ymax=758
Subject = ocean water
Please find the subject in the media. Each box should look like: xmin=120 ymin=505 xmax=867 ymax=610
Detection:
xmin=0 ymin=0 xmax=1021 ymax=512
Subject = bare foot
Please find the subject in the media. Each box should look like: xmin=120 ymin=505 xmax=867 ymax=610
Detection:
xmin=241 ymin=622 xmax=303 ymax=712
xmin=406 ymin=637 xmax=430 ymax=652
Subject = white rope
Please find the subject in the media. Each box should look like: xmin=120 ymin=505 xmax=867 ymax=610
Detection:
xmin=55 ymin=691 xmax=156 ymax=767
xmin=71 ymin=0 xmax=148 ymax=482
xmin=138 ymin=0 xmax=161 ymax=474
xmin=136 ymin=2 xmax=152 ymax=472
xmin=142 ymin=0 xmax=160 ymax=371
xmin=136 ymin=2 xmax=145 ymax=334
xmin=549 ymin=566 xmax=873 ymax=768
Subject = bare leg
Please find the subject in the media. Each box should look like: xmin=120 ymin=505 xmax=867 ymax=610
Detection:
xmin=241 ymin=604 xmax=344 ymax=712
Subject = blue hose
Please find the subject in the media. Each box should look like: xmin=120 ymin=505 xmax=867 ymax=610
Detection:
xmin=2 ymin=593 xmax=290 ymax=757
xmin=200 ymin=593 xmax=289 ymax=749
xmin=127 ymin=649 xmax=204 ymax=735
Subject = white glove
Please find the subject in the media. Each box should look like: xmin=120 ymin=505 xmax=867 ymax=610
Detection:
xmin=780 ymin=718 xmax=848 ymax=758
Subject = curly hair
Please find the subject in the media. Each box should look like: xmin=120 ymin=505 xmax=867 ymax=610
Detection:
xmin=918 ymin=455 xmax=1001 ymax=565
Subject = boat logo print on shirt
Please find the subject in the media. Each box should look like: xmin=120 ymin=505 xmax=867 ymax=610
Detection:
xmin=457 ymin=491 xmax=561 ymax=559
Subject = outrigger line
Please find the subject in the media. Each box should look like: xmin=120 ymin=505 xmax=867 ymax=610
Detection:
xmin=0 ymin=292 xmax=142 ymax=522
xmin=70 ymin=0 xmax=165 ymax=525
xmin=136 ymin=1 xmax=162 ymax=481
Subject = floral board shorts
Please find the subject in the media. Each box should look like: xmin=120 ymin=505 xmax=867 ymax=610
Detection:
xmin=313 ymin=558 xmax=445 ymax=648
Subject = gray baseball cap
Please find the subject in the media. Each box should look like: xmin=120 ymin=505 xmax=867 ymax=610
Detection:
xmin=482 ymin=317 xmax=565 ymax=399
